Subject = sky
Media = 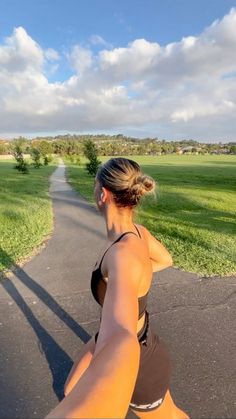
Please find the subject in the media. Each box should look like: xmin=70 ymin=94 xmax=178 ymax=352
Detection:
xmin=1 ymin=0 xmax=236 ymax=142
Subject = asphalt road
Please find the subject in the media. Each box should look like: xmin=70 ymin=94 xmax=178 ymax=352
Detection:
xmin=0 ymin=161 xmax=235 ymax=419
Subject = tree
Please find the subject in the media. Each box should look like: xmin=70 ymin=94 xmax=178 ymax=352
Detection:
xmin=11 ymin=137 xmax=30 ymax=153
xmin=30 ymin=148 xmax=43 ymax=168
xmin=43 ymin=156 xmax=50 ymax=165
xmin=0 ymin=141 xmax=7 ymax=155
xmin=36 ymin=140 xmax=53 ymax=156
xmin=12 ymin=145 xmax=29 ymax=174
xmin=83 ymin=140 xmax=101 ymax=176
xmin=230 ymin=145 xmax=236 ymax=154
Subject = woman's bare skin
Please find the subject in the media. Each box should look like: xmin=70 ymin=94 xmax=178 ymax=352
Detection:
xmin=64 ymin=223 xmax=171 ymax=396
xmin=46 ymin=178 xmax=189 ymax=418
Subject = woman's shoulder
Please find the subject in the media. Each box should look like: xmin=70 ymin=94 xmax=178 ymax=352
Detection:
xmin=134 ymin=223 xmax=148 ymax=239
xmin=134 ymin=224 xmax=159 ymax=252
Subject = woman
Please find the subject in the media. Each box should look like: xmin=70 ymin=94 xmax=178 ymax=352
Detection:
xmin=46 ymin=158 xmax=189 ymax=418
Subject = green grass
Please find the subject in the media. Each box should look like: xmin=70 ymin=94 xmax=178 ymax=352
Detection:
xmin=0 ymin=158 xmax=57 ymax=272
xmin=65 ymin=154 xmax=236 ymax=277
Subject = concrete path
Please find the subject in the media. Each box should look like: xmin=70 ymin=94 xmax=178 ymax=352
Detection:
xmin=0 ymin=161 xmax=235 ymax=419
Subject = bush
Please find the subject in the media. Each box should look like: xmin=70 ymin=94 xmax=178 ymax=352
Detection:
xmin=230 ymin=145 xmax=236 ymax=154
xmin=83 ymin=140 xmax=101 ymax=176
xmin=85 ymin=156 xmax=101 ymax=175
xmin=12 ymin=145 xmax=29 ymax=174
xmin=43 ymin=156 xmax=49 ymax=165
xmin=68 ymin=155 xmax=81 ymax=165
xmin=47 ymin=154 xmax=53 ymax=163
xmin=30 ymin=148 xmax=43 ymax=168
xmin=68 ymin=155 xmax=75 ymax=163
xmin=75 ymin=156 xmax=81 ymax=165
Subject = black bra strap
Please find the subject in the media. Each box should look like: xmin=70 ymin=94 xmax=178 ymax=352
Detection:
xmin=133 ymin=224 xmax=141 ymax=238
xmin=98 ymin=231 xmax=138 ymax=268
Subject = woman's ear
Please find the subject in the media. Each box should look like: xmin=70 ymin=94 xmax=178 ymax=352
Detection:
xmin=101 ymin=187 xmax=111 ymax=203
xmin=101 ymin=187 xmax=107 ymax=201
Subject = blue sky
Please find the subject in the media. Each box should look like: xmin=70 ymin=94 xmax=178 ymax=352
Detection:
xmin=1 ymin=0 xmax=236 ymax=141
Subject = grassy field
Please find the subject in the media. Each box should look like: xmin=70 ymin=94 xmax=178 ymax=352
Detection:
xmin=65 ymin=154 xmax=236 ymax=277
xmin=0 ymin=158 xmax=57 ymax=273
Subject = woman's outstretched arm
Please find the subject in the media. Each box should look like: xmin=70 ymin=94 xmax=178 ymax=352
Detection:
xmin=45 ymin=241 xmax=142 ymax=419
xmin=46 ymin=330 xmax=140 ymax=418
xmin=63 ymin=336 xmax=96 ymax=397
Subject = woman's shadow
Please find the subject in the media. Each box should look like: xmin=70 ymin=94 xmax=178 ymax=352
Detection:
xmin=0 ymin=247 xmax=92 ymax=401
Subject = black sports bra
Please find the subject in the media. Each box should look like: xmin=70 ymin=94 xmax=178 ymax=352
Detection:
xmin=90 ymin=224 xmax=149 ymax=320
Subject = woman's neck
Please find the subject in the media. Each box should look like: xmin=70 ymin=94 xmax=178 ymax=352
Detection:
xmin=104 ymin=206 xmax=135 ymax=241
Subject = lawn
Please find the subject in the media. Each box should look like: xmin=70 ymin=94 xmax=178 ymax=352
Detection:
xmin=65 ymin=154 xmax=236 ymax=277
xmin=0 ymin=158 xmax=57 ymax=273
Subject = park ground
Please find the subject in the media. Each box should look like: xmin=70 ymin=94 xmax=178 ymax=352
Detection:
xmin=0 ymin=157 xmax=235 ymax=418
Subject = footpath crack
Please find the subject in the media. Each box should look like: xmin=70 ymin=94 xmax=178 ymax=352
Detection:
xmin=150 ymin=290 xmax=236 ymax=315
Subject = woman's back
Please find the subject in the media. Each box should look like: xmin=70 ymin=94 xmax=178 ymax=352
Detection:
xmin=95 ymin=225 xmax=151 ymax=287
xmin=91 ymin=223 xmax=153 ymax=335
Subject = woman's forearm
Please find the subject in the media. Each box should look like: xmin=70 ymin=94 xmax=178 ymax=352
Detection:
xmin=46 ymin=331 xmax=140 ymax=419
xmin=64 ymin=336 xmax=96 ymax=396
xmin=64 ymin=348 xmax=94 ymax=396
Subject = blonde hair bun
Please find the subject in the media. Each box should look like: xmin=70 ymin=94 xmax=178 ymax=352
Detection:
xmin=96 ymin=157 xmax=156 ymax=207
xmin=132 ymin=175 xmax=156 ymax=197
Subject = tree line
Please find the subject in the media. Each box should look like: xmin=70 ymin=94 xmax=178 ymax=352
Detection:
xmin=0 ymin=134 xmax=236 ymax=156
xmin=7 ymin=137 xmax=101 ymax=176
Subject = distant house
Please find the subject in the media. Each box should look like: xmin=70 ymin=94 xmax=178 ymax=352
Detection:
xmin=181 ymin=146 xmax=194 ymax=154
xmin=180 ymin=146 xmax=204 ymax=154
xmin=220 ymin=148 xmax=230 ymax=154
xmin=211 ymin=149 xmax=230 ymax=154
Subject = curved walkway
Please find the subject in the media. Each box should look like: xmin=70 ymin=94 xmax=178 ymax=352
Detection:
xmin=0 ymin=161 xmax=235 ymax=419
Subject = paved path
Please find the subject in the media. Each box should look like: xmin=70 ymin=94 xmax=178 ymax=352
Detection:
xmin=0 ymin=161 xmax=235 ymax=419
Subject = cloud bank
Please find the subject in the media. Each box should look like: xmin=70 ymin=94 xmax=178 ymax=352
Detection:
xmin=1 ymin=9 xmax=236 ymax=141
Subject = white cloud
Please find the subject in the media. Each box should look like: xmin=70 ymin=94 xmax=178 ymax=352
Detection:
xmin=1 ymin=9 xmax=236 ymax=141
xmin=0 ymin=26 xmax=43 ymax=72
xmin=68 ymin=45 xmax=92 ymax=74
xmin=99 ymin=39 xmax=160 ymax=81
xmin=89 ymin=35 xmax=112 ymax=49
xmin=44 ymin=48 xmax=60 ymax=61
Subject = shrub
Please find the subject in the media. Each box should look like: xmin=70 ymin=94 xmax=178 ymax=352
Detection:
xmin=30 ymin=148 xmax=43 ymax=168
xmin=85 ymin=156 xmax=101 ymax=175
xmin=43 ymin=156 xmax=49 ymax=165
xmin=47 ymin=154 xmax=53 ymax=163
xmin=12 ymin=145 xmax=29 ymax=174
xmin=83 ymin=140 xmax=101 ymax=176
xmin=75 ymin=156 xmax=81 ymax=165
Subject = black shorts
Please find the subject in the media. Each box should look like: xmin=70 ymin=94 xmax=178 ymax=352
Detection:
xmin=94 ymin=311 xmax=171 ymax=413
xmin=130 ymin=311 xmax=171 ymax=412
